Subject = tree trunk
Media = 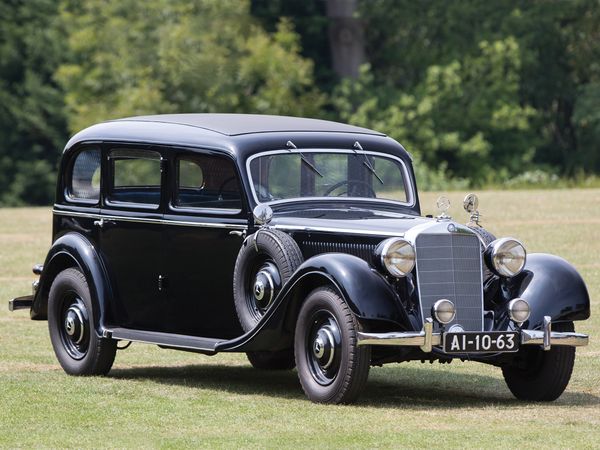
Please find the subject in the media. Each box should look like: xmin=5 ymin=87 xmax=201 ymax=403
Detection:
xmin=326 ymin=0 xmax=366 ymax=79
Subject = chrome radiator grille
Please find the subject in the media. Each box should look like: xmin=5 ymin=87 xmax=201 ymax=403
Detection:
xmin=415 ymin=233 xmax=483 ymax=331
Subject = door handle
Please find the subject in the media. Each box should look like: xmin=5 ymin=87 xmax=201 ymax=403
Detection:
xmin=229 ymin=230 xmax=246 ymax=238
xmin=93 ymin=218 xmax=116 ymax=229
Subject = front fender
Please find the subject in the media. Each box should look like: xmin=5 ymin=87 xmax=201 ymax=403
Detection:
xmin=219 ymin=253 xmax=409 ymax=352
xmin=289 ymin=253 xmax=409 ymax=325
xmin=502 ymin=253 xmax=590 ymax=329
xmin=32 ymin=232 xmax=112 ymax=334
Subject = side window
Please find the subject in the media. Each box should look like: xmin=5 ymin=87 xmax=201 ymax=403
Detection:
xmin=109 ymin=148 xmax=161 ymax=206
xmin=175 ymin=155 xmax=242 ymax=211
xmin=69 ymin=147 xmax=101 ymax=202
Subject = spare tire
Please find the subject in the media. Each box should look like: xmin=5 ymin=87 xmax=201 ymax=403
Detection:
xmin=233 ymin=229 xmax=304 ymax=332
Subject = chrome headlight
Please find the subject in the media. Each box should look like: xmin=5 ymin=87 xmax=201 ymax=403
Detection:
xmin=485 ymin=238 xmax=527 ymax=277
xmin=377 ymin=237 xmax=415 ymax=277
xmin=507 ymin=298 xmax=530 ymax=324
xmin=432 ymin=299 xmax=456 ymax=324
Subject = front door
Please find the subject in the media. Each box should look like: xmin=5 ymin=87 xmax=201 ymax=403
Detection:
xmin=99 ymin=146 xmax=167 ymax=331
xmin=162 ymin=150 xmax=248 ymax=338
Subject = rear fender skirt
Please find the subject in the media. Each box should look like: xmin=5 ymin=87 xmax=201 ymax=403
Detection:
xmin=501 ymin=253 xmax=590 ymax=329
xmin=31 ymin=232 xmax=112 ymax=334
xmin=218 ymin=253 xmax=409 ymax=352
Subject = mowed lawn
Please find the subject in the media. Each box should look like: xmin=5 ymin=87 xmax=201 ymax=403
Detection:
xmin=1 ymin=189 xmax=599 ymax=448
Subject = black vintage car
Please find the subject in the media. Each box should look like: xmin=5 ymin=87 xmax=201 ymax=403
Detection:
xmin=9 ymin=114 xmax=590 ymax=404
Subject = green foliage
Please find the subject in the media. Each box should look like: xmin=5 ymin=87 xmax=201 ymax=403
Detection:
xmin=2 ymin=0 xmax=600 ymax=204
xmin=56 ymin=0 xmax=324 ymax=133
xmin=0 ymin=0 xmax=67 ymax=205
xmin=353 ymin=0 xmax=600 ymax=181
xmin=333 ymin=36 xmax=538 ymax=185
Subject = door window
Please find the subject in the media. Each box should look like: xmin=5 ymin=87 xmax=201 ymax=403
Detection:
xmin=175 ymin=155 xmax=242 ymax=211
xmin=109 ymin=148 xmax=162 ymax=206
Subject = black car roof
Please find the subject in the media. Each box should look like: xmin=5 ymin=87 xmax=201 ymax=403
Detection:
xmin=64 ymin=114 xmax=411 ymax=163
xmin=114 ymin=114 xmax=385 ymax=137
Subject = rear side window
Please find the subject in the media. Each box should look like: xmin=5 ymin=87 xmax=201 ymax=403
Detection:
xmin=175 ymin=155 xmax=242 ymax=211
xmin=69 ymin=147 xmax=101 ymax=202
xmin=109 ymin=148 xmax=161 ymax=206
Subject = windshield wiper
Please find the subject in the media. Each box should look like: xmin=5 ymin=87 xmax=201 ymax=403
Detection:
xmin=286 ymin=140 xmax=323 ymax=178
xmin=353 ymin=141 xmax=384 ymax=185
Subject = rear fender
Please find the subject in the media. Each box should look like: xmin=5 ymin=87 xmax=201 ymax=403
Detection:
xmin=501 ymin=253 xmax=590 ymax=329
xmin=32 ymin=233 xmax=112 ymax=334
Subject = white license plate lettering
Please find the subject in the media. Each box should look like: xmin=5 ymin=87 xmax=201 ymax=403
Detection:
xmin=443 ymin=332 xmax=519 ymax=353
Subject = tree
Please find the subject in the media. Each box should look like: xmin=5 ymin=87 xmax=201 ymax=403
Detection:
xmin=0 ymin=0 xmax=67 ymax=205
xmin=57 ymin=0 xmax=325 ymax=134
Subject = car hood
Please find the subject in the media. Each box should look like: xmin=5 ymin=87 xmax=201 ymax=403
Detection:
xmin=269 ymin=208 xmax=437 ymax=237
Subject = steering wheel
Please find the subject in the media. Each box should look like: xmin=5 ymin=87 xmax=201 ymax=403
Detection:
xmin=217 ymin=176 xmax=238 ymax=200
xmin=323 ymin=179 xmax=377 ymax=198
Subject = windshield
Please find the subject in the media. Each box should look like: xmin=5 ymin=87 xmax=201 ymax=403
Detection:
xmin=248 ymin=150 xmax=411 ymax=205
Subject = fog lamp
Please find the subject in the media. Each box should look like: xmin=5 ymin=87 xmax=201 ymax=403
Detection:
xmin=508 ymin=298 xmax=530 ymax=324
xmin=432 ymin=299 xmax=456 ymax=324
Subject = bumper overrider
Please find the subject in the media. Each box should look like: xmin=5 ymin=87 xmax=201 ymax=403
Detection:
xmin=357 ymin=317 xmax=589 ymax=353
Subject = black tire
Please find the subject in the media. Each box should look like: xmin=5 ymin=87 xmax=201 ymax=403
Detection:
xmin=294 ymin=287 xmax=371 ymax=404
xmin=246 ymin=350 xmax=296 ymax=370
xmin=502 ymin=322 xmax=576 ymax=401
xmin=48 ymin=268 xmax=117 ymax=376
xmin=233 ymin=229 xmax=303 ymax=332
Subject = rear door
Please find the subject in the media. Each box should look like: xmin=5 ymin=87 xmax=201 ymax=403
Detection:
xmin=99 ymin=146 xmax=168 ymax=331
xmin=162 ymin=150 xmax=248 ymax=338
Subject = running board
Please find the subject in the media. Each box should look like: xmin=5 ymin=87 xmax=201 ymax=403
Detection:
xmin=104 ymin=327 xmax=224 ymax=353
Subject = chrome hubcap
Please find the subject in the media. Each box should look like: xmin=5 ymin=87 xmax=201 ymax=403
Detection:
xmin=306 ymin=310 xmax=342 ymax=385
xmin=252 ymin=261 xmax=280 ymax=312
xmin=59 ymin=296 xmax=89 ymax=360
xmin=64 ymin=305 xmax=85 ymax=344
xmin=312 ymin=326 xmax=336 ymax=369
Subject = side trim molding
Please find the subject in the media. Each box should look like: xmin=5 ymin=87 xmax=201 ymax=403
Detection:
xmin=53 ymin=209 xmax=248 ymax=230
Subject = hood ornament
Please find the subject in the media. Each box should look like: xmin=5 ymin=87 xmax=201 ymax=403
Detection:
xmin=463 ymin=193 xmax=481 ymax=226
xmin=436 ymin=196 xmax=451 ymax=220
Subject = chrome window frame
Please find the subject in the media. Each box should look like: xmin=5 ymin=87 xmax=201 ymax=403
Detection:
xmin=245 ymin=149 xmax=416 ymax=208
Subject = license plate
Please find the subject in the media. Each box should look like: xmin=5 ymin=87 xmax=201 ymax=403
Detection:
xmin=443 ymin=332 xmax=519 ymax=353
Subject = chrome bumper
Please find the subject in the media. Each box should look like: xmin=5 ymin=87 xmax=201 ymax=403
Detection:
xmin=357 ymin=316 xmax=589 ymax=353
xmin=8 ymin=295 xmax=34 ymax=312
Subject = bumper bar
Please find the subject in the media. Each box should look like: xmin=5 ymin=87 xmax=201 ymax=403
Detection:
xmin=357 ymin=316 xmax=589 ymax=353
xmin=8 ymin=295 xmax=34 ymax=312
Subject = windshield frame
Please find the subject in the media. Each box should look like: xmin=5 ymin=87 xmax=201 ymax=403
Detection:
xmin=245 ymin=148 xmax=416 ymax=209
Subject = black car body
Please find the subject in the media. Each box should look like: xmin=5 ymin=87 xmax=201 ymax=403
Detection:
xmin=10 ymin=114 xmax=590 ymax=403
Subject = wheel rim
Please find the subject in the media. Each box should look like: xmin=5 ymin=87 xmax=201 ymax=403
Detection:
xmin=305 ymin=309 xmax=342 ymax=386
xmin=58 ymin=292 xmax=90 ymax=360
xmin=246 ymin=259 xmax=281 ymax=321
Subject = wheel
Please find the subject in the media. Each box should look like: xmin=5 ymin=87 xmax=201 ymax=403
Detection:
xmin=246 ymin=350 xmax=295 ymax=370
xmin=502 ymin=322 xmax=576 ymax=401
xmin=48 ymin=268 xmax=117 ymax=375
xmin=233 ymin=229 xmax=303 ymax=332
xmin=294 ymin=287 xmax=371 ymax=404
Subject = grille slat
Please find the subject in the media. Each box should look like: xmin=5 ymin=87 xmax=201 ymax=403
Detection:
xmin=415 ymin=233 xmax=483 ymax=331
xmin=302 ymin=241 xmax=376 ymax=261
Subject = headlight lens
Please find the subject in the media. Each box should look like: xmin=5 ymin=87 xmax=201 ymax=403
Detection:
xmin=432 ymin=299 xmax=456 ymax=324
xmin=379 ymin=238 xmax=415 ymax=277
xmin=486 ymin=238 xmax=527 ymax=277
xmin=507 ymin=298 xmax=530 ymax=324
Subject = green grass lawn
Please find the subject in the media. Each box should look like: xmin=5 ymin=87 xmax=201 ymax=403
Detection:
xmin=1 ymin=189 xmax=598 ymax=448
